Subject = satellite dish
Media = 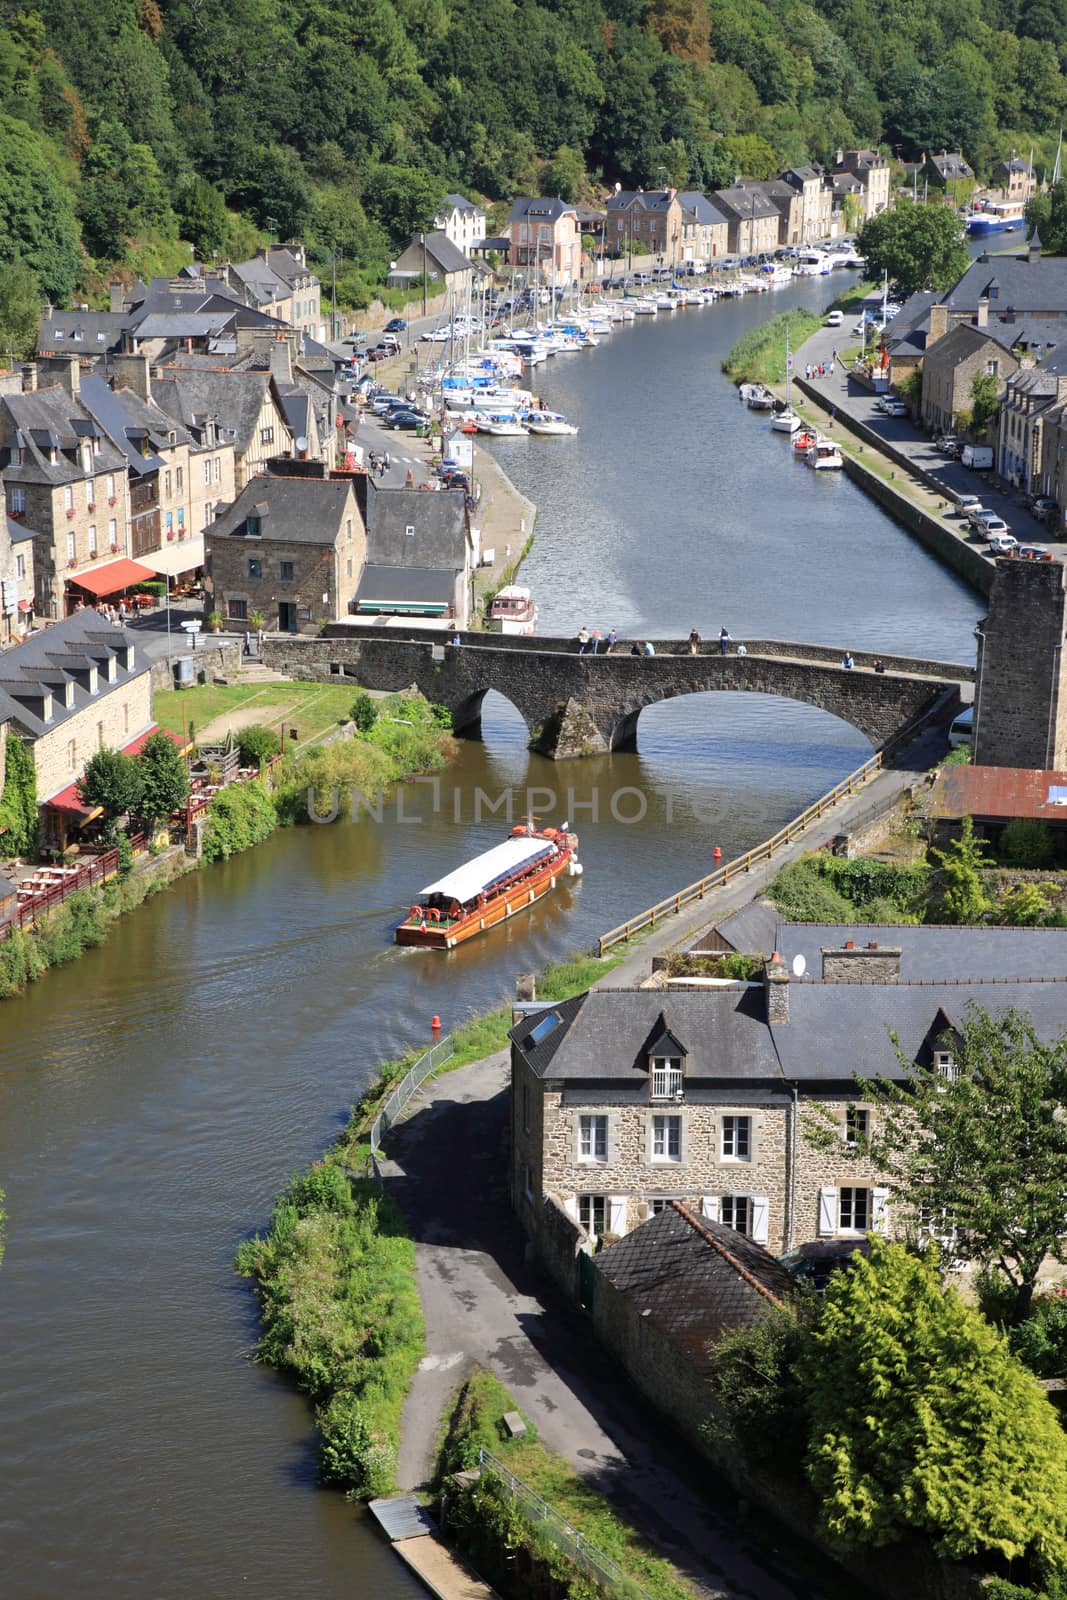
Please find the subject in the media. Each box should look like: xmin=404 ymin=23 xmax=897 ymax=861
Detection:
xmin=296 ymin=436 xmax=308 ymax=453
xmin=791 ymin=953 xmax=807 ymax=977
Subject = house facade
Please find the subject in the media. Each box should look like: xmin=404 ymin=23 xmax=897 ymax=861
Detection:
xmin=990 ymin=158 xmax=1038 ymax=204
xmin=677 ymin=193 xmax=730 ymax=263
xmin=229 ymin=246 xmax=323 ymax=341
xmin=832 ymin=149 xmax=891 ymax=220
xmin=433 ymin=194 xmax=487 ymax=253
xmin=506 ymin=199 xmax=581 ymax=284
xmin=605 ymin=190 xmax=685 ymax=267
xmin=388 ymin=232 xmax=479 ymax=304
xmin=921 ymin=150 xmax=975 ymax=197
xmin=151 ymin=365 xmax=290 ymax=492
xmin=997 ymin=352 xmax=1067 ymax=491
xmin=510 ymin=923 xmax=1067 ymax=1264
xmin=710 ymin=185 xmax=781 ymax=256
xmin=352 ymin=481 xmax=473 ymax=627
xmin=920 ymin=309 xmax=1019 ymax=435
xmin=780 ymin=166 xmax=833 ymax=242
xmin=205 ymin=474 xmax=365 ymax=634
xmin=0 ymin=507 xmax=35 ymax=645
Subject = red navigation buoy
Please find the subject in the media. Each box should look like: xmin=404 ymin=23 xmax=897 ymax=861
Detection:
xmin=713 ymin=846 xmax=722 ymax=861
xmin=431 ymin=1015 xmax=442 ymax=1032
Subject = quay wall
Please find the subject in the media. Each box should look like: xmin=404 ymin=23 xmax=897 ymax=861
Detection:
xmin=149 ymin=639 xmax=242 ymax=694
xmin=794 ymin=377 xmax=994 ymax=597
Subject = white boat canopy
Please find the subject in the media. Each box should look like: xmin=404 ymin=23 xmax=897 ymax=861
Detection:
xmin=420 ymin=836 xmax=555 ymax=903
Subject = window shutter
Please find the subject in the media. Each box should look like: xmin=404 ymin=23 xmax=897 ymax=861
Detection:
xmin=609 ymin=1196 xmax=628 ymax=1237
xmin=872 ymin=1187 xmax=890 ymax=1235
xmin=563 ymin=1195 xmax=578 ymax=1223
xmin=751 ymin=1196 xmax=770 ymax=1245
xmin=701 ymin=1196 xmax=720 ymax=1222
xmin=818 ymin=1186 xmax=837 ymax=1237
xmin=607 ymin=1114 xmax=618 ymax=1166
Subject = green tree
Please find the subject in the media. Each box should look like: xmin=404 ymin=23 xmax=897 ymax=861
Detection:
xmin=350 ymin=693 xmax=378 ymax=733
xmin=363 ymin=163 xmax=440 ymax=242
xmin=799 ymin=1237 xmax=1067 ymax=1570
xmin=0 ymin=729 xmax=38 ymax=858
xmin=857 ymin=201 xmax=970 ymax=297
xmin=0 ymin=259 xmax=42 ymax=362
xmin=1000 ymin=816 xmax=1054 ymax=868
xmin=0 ymin=113 xmax=81 ymax=300
xmin=236 ymin=725 xmax=281 ymax=769
xmin=996 ymin=882 xmax=1051 ymax=926
xmin=136 ymin=731 xmax=189 ymax=828
xmin=930 ymin=814 xmax=992 ymax=923
xmin=853 ymin=1006 xmax=1067 ymax=1322
xmin=77 ymin=748 xmax=144 ymax=827
xmin=970 ymin=369 xmax=1000 ymax=432
xmin=540 ymin=144 xmax=585 ymax=203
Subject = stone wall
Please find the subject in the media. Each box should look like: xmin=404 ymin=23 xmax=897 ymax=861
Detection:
xmin=34 ymin=674 xmax=153 ymax=801
xmin=975 ymin=556 xmax=1067 ymax=768
xmin=148 ymin=639 xmax=242 ymax=693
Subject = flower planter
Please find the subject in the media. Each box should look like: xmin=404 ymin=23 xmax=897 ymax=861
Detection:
xmin=110 ymin=543 xmax=119 ymax=553
xmin=66 ymin=509 xmax=76 ymax=519
xmin=108 ymin=497 xmax=117 ymax=506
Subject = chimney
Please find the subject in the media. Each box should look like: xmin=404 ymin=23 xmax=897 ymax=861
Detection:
xmin=976 ymin=294 xmax=989 ymax=330
xmin=108 ymin=352 xmax=152 ymax=403
xmin=764 ymin=952 xmax=789 ymax=1024
xmin=109 ymin=278 xmax=127 ymax=314
xmin=269 ymin=334 xmax=294 ymax=387
xmin=1029 ymin=228 xmax=1042 ymax=265
xmin=821 ymin=941 xmax=901 ymax=983
xmin=927 ymin=303 xmax=949 ymax=346
xmin=251 ymin=329 xmax=276 ymax=368
xmin=36 ymin=353 xmax=80 ymax=396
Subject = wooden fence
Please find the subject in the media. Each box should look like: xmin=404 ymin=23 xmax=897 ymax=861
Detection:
xmin=1 ymin=832 xmax=146 ymax=940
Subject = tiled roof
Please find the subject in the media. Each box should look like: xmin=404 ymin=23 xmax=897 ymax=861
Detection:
xmin=594 ymin=1202 xmax=792 ymax=1367
xmin=208 ymin=474 xmax=357 ymax=545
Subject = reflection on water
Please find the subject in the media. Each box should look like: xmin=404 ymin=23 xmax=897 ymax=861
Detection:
xmin=0 ymin=276 xmax=984 ymax=1600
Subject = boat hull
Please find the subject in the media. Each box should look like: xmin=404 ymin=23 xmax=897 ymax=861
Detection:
xmin=396 ymin=848 xmax=574 ymax=948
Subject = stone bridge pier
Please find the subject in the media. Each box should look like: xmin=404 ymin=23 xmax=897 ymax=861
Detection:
xmin=262 ymin=632 xmax=968 ymax=760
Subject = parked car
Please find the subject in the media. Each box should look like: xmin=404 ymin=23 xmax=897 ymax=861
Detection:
xmin=883 ymin=400 xmax=909 ymax=417
xmin=979 ymin=518 xmax=1011 ymax=540
xmin=953 ymin=493 xmax=982 ymax=514
xmin=965 ymin=505 xmax=993 ymax=530
xmin=961 ymin=444 xmax=994 ymax=470
xmin=987 ymin=532 xmax=1019 ymax=554
xmin=365 ymin=345 xmax=392 ymax=362
xmin=420 ymin=327 xmax=452 ymax=342
xmin=1031 ymin=496 xmax=1058 ymax=520
xmin=437 ymin=467 xmax=470 ymax=490
xmin=825 ymin=310 xmax=843 ymax=327
xmin=371 ymin=393 xmax=402 ymax=413
xmin=936 ymin=435 xmax=960 ymax=455
xmin=341 ymin=331 xmax=367 ymax=346
xmin=1019 ymin=544 xmax=1054 ymax=561
xmin=948 ymin=706 xmax=974 ymax=749
xmin=387 ymin=411 xmax=422 ymax=430
xmin=384 ymin=318 xmax=407 ymax=332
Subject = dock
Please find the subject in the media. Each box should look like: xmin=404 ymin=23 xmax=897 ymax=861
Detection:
xmin=368 ymin=1495 xmax=499 ymax=1600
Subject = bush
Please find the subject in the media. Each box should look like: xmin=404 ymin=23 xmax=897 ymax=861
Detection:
xmin=236 ymin=725 xmax=281 ymax=769
xmin=202 ymin=782 xmax=277 ymax=862
xmin=996 ymin=883 xmax=1051 ymax=926
xmin=1000 ymin=818 xmax=1055 ymax=869
xmin=349 ymin=693 xmax=378 ymax=733
xmin=0 ymin=730 xmax=38 ymax=858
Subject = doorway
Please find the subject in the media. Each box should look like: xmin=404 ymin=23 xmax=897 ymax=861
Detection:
xmin=278 ymin=601 xmax=297 ymax=633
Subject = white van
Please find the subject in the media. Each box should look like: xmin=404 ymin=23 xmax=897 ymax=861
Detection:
xmin=948 ymin=705 xmax=974 ymax=748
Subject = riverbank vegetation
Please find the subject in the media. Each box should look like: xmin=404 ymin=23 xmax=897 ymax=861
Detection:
xmin=722 ymin=310 xmax=823 ymax=388
xmin=438 ymin=1369 xmax=699 ymax=1600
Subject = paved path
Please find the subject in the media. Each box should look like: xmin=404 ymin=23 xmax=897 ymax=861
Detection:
xmin=796 ymin=304 xmax=1058 ymax=553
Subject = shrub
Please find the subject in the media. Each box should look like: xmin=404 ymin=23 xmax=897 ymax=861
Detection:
xmin=350 ymin=692 xmax=378 ymax=732
xmin=1000 ymin=818 xmax=1055 ymax=869
xmin=996 ymin=882 xmax=1051 ymax=926
xmin=202 ymin=782 xmax=277 ymax=862
xmin=116 ymin=833 xmax=135 ymax=880
xmin=0 ymin=730 xmax=38 ymax=858
xmin=236 ymin=724 xmax=281 ymax=769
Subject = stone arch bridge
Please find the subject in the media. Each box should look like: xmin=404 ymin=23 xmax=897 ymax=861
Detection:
xmin=262 ymin=630 xmax=973 ymax=760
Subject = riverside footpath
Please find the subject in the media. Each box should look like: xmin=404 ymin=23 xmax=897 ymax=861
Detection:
xmin=378 ymin=716 xmax=953 ymax=1600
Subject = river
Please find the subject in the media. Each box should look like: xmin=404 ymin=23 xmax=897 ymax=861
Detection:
xmin=0 ymin=272 xmax=982 ymax=1599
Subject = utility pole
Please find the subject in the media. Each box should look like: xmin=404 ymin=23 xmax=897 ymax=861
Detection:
xmin=266 ymin=215 xmax=277 ymax=253
xmin=421 ymin=233 xmax=428 ymax=318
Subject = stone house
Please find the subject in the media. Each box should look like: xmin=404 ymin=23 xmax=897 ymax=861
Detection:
xmin=973 ymin=554 xmax=1067 ymax=769
xmin=677 ymin=193 xmax=730 ymax=264
xmin=780 ymin=166 xmax=833 ymax=242
xmin=919 ymin=305 xmax=1019 ymax=435
xmin=388 ymin=232 xmax=480 ymax=303
xmin=759 ymin=180 xmax=805 ymax=247
xmin=352 ymin=481 xmax=473 ymax=626
xmin=990 ymin=157 xmax=1037 ymax=205
xmin=709 ymin=185 xmax=781 ymax=256
xmin=433 ymin=194 xmax=487 ymax=254
xmin=997 ymin=347 xmax=1067 ymax=492
xmin=1 ymin=507 xmax=35 ymax=645
xmin=831 ymin=149 xmax=891 ymax=220
xmin=205 ymin=474 xmax=364 ymax=634
xmin=228 ymin=246 xmax=323 ymax=341
xmin=509 ymin=924 xmax=1067 ymax=1266
xmin=0 ymin=364 xmax=134 ymax=620
xmin=0 ymin=610 xmax=154 ymax=849
xmin=920 ymin=149 xmax=974 ymax=199
xmin=605 ymin=190 xmax=686 ymax=267
xmin=505 ymin=198 xmax=581 ymax=285
xmin=151 ymin=365 xmax=292 ymax=493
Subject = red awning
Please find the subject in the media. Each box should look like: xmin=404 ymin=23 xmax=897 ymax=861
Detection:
xmin=17 ymin=599 xmax=32 ymax=612
xmin=43 ymin=725 xmax=189 ymax=816
xmin=66 ymin=558 xmax=158 ymax=597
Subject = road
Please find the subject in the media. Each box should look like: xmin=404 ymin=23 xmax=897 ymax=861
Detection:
xmin=797 ymin=300 xmax=1057 ymax=554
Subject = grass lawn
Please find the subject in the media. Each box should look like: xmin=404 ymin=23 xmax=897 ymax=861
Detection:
xmin=154 ymin=681 xmax=362 ymax=750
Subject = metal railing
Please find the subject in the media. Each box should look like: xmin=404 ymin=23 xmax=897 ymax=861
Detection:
xmin=597 ymin=751 xmax=886 ymax=954
xmin=477 ymin=1448 xmax=656 ymax=1600
xmin=369 ymin=1031 xmax=455 ymax=1155
xmin=0 ymin=831 xmax=147 ymax=941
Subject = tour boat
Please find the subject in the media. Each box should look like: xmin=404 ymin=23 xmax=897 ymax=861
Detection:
xmin=967 ymin=201 xmax=1027 ymax=235
xmin=396 ymin=824 xmax=582 ymax=949
xmin=479 ymin=415 xmax=527 ymax=436
xmin=488 ymin=584 xmax=538 ymax=634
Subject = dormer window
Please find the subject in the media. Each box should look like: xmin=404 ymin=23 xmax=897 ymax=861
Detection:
xmin=650 ymin=1058 xmax=683 ymax=1099
xmin=245 ymin=514 xmax=261 ymax=537
xmin=934 ymin=1050 xmax=957 ymax=1084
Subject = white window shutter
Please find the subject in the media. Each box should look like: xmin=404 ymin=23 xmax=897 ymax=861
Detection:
xmin=818 ymin=1186 xmax=837 ymax=1237
xmin=563 ymin=1195 xmax=578 ymax=1222
xmin=701 ymin=1196 xmax=720 ymax=1222
xmin=609 ymin=1196 xmax=628 ymax=1237
xmin=751 ymin=1196 xmax=770 ymax=1245
xmin=872 ymin=1187 xmax=890 ymax=1235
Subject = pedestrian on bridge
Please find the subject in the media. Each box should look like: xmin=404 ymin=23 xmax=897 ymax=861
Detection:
xmin=689 ymin=626 xmax=701 ymax=654
xmin=591 ymin=628 xmax=602 ymax=654
xmin=577 ymin=626 xmax=590 ymax=654
xmin=719 ymin=626 xmax=730 ymax=655
xmin=841 ymin=652 xmax=855 ymax=670
xmin=606 ymin=628 xmax=617 ymax=654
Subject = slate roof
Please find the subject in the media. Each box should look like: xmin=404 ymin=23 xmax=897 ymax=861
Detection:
xmin=595 ymin=1202 xmax=792 ymax=1365
xmin=79 ymin=375 xmax=192 ymax=478
xmin=927 ymin=151 xmax=974 ymax=179
xmin=711 ymin=185 xmax=780 ymax=222
xmin=768 ymin=920 xmax=1067 ymax=982
xmin=941 ymin=255 xmax=1067 ymax=316
xmin=606 ymin=190 xmax=677 ymax=214
xmin=507 ymin=197 xmax=576 ymax=224
xmin=132 ymin=312 xmax=235 ymax=342
xmin=437 ymin=193 xmax=483 ymax=216
xmin=261 ymin=248 xmax=318 ymax=288
xmin=923 ymin=320 xmax=1019 ymax=369
xmin=208 ymin=475 xmax=357 ymax=545
xmin=5 ymin=508 xmax=35 ymax=545
xmin=150 ymin=366 xmax=285 ymax=455
xmin=354 ymin=566 xmax=456 ymax=606
xmin=0 ymin=387 xmax=126 ymax=486
xmin=711 ymin=897 xmax=780 ymax=954
xmin=365 ymin=483 xmax=468 ymax=569
xmin=677 ymin=193 xmax=729 ymax=228
xmin=37 ymin=311 xmax=129 ymax=355
xmin=0 ymin=610 xmax=146 ymax=739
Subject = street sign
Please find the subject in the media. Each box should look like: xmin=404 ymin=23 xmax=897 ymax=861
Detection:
xmin=180 ymin=620 xmax=202 ymax=633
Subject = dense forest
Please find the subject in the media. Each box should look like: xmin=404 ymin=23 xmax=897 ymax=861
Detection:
xmin=1 ymin=0 xmax=1065 ymax=315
